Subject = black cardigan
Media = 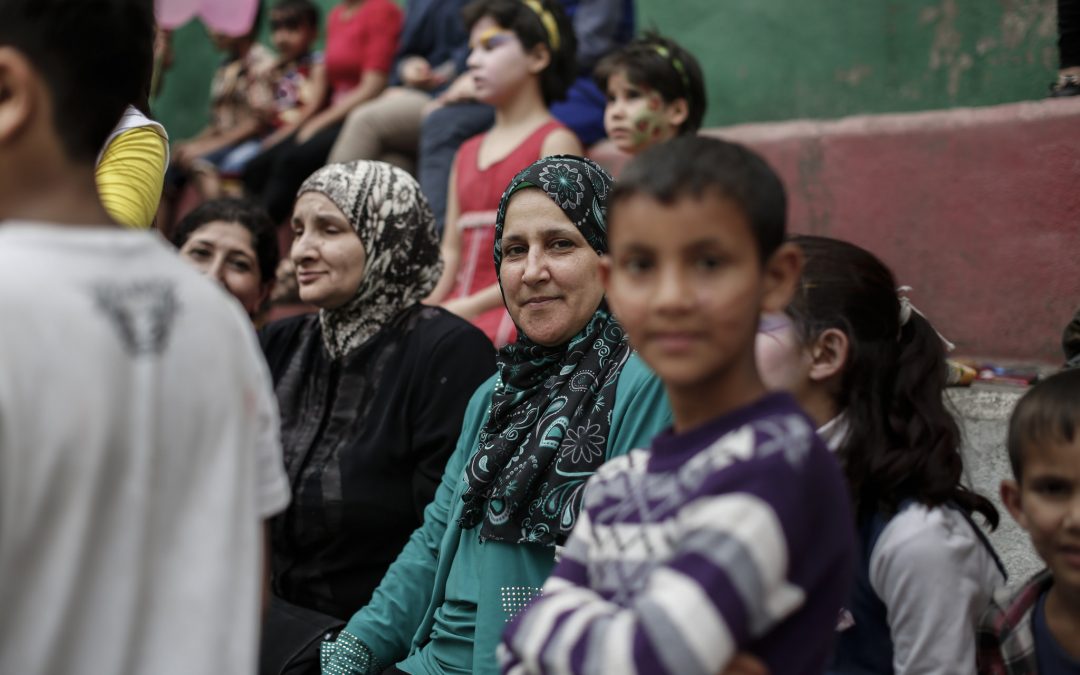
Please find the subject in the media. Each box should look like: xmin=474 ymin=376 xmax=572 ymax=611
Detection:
xmin=260 ymin=305 xmax=495 ymax=619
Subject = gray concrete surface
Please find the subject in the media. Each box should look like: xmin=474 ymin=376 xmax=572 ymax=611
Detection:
xmin=950 ymin=384 xmax=1043 ymax=586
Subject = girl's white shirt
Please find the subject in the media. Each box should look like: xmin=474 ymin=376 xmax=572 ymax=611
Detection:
xmin=818 ymin=415 xmax=1005 ymax=675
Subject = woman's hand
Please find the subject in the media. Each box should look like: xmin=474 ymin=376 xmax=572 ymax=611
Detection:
xmin=422 ymin=72 xmax=476 ymax=117
xmin=400 ymin=56 xmax=434 ymax=89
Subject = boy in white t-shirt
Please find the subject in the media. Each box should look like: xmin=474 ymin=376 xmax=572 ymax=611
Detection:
xmin=0 ymin=2 xmax=291 ymax=674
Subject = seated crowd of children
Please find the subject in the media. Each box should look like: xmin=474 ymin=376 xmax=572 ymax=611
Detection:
xmin=2 ymin=1 xmax=1078 ymax=674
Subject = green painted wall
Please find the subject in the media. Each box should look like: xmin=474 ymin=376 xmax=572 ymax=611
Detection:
xmin=154 ymin=0 xmax=1059 ymax=139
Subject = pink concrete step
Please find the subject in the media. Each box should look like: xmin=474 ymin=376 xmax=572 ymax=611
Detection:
xmin=591 ymin=98 xmax=1080 ymax=362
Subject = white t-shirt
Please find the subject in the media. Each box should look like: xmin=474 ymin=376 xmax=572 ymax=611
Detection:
xmin=0 ymin=223 xmax=290 ymax=675
xmin=819 ymin=415 xmax=1005 ymax=674
xmin=870 ymin=503 xmax=1005 ymax=674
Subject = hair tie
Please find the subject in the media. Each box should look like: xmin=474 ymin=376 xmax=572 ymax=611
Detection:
xmin=522 ymin=0 xmax=560 ymax=51
xmin=897 ymin=285 xmax=955 ymax=351
xmin=651 ymin=44 xmax=691 ymax=92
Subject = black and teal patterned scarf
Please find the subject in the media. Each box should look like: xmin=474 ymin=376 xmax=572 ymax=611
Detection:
xmin=459 ymin=156 xmax=631 ymax=547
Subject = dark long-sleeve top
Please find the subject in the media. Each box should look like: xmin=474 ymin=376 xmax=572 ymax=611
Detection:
xmin=562 ymin=0 xmax=636 ymax=74
xmin=259 ymin=305 xmax=496 ymax=620
xmin=389 ymin=0 xmax=472 ymax=93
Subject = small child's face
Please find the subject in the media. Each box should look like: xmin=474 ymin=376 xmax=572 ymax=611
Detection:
xmin=270 ymin=12 xmax=316 ymax=63
xmin=604 ymin=70 xmax=684 ymax=155
xmin=604 ymin=193 xmax=795 ymax=390
xmin=1003 ymin=437 xmax=1080 ymax=594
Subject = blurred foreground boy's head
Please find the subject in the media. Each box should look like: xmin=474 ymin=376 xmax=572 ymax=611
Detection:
xmin=603 ymin=135 xmax=801 ymax=423
xmin=0 ymin=0 xmax=154 ymax=223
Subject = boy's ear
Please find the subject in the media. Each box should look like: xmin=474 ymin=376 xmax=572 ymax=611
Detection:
xmin=760 ymin=242 xmax=802 ymax=316
xmin=1001 ymin=479 xmax=1028 ymax=530
xmin=526 ymin=43 xmax=552 ymax=75
xmin=808 ymin=328 xmax=848 ymax=383
xmin=664 ymin=98 xmax=689 ymax=130
xmin=0 ymin=48 xmax=36 ymax=148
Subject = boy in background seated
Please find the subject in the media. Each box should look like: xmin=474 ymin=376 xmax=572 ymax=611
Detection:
xmin=977 ymin=369 xmax=1080 ymax=673
xmin=499 ymin=136 xmax=855 ymax=674
xmin=169 ymin=10 xmax=275 ymax=198
xmin=193 ymin=0 xmax=327 ymax=201
xmin=249 ymin=0 xmax=327 ymax=160
xmin=0 ymin=1 xmax=290 ymax=672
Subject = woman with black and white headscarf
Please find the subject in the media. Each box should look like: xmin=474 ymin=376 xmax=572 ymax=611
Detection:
xmin=258 ymin=161 xmax=496 ymax=653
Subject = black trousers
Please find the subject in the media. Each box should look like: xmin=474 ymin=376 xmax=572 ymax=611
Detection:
xmin=243 ymin=121 xmax=345 ymax=224
xmin=1060 ymin=0 xmax=1080 ymax=68
xmin=417 ymin=102 xmax=495 ymax=234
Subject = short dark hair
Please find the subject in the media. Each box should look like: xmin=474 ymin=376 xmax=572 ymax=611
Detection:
xmin=171 ymin=198 xmax=281 ymax=286
xmin=610 ymin=135 xmax=786 ymax=261
xmin=461 ymin=0 xmax=576 ymax=106
xmin=595 ymin=31 xmax=707 ymax=135
xmin=1007 ymin=369 xmax=1080 ymax=481
xmin=271 ymin=0 xmax=320 ymax=30
xmin=0 ymin=0 xmax=155 ymax=163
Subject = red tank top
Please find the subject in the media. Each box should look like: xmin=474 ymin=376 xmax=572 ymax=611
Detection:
xmin=449 ymin=119 xmax=566 ymax=347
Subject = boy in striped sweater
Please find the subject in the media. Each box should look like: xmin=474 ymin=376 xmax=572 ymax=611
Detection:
xmin=499 ymin=136 xmax=855 ymax=675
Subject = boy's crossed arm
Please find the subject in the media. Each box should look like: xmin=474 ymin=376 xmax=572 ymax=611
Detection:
xmin=498 ymin=488 xmax=805 ymax=675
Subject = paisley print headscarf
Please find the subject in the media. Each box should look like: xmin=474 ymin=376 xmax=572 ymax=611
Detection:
xmin=458 ymin=155 xmax=632 ymax=547
xmin=297 ymin=161 xmax=443 ymax=359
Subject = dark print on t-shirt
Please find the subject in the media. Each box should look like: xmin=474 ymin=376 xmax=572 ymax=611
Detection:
xmin=92 ymin=280 xmax=180 ymax=356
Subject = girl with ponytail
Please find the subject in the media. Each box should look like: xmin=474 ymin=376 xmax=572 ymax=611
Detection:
xmin=755 ymin=234 xmax=1005 ymax=674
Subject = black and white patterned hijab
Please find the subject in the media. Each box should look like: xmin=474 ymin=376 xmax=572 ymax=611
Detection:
xmin=459 ymin=156 xmax=633 ymax=547
xmin=297 ymin=161 xmax=442 ymax=359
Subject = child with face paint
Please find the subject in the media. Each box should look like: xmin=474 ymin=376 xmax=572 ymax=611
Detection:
xmin=424 ymin=0 xmax=583 ymax=348
xmin=595 ymin=31 xmax=706 ymax=156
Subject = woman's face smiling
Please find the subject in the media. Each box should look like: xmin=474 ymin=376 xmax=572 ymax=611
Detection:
xmin=290 ymin=192 xmax=367 ymax=309
xmin=499 ymin=189 xmax=605 ymax=347
xmin=179 ymin=220 xmax=268 ymax=316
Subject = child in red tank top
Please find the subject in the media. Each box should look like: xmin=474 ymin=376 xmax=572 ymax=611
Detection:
xmin=424 ymin=0 xmax=581 ymax=347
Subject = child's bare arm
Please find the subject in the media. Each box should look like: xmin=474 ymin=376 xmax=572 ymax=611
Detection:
xmin=442 ymin=283 xmax=503 ymax=321
xmin=540 ymin=128 xmax=584 ymax=158
xmin=297 ymin=70 xmax=388 ymax=143
xmin=176 ymin=117 xmax=264 ymax=167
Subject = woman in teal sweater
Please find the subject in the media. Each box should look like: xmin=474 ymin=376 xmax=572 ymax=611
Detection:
xmin=321 ymin=156 xmax=671 ymax=675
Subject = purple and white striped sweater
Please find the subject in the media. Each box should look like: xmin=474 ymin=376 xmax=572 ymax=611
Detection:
xmin=499 ymin=393 xmax=855 ymax=675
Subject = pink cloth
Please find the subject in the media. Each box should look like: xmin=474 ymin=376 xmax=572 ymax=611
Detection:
xmin=324 ymin=0 xmax=403 ymax=104
xmin=155 ymin=0 xmax=259 ymax=36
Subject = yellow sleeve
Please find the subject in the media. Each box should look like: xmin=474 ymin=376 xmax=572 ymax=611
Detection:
xmin=95 ymin=126 xmax=169 ymax=229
